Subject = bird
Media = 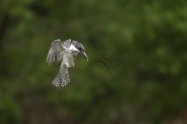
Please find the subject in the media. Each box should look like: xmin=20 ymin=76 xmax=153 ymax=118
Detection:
xmin=46 ymin=39 xmax=88 ymax=87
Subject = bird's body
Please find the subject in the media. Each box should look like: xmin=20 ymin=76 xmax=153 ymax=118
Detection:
xmin=46 ymin=39 xmax=88 ymax=87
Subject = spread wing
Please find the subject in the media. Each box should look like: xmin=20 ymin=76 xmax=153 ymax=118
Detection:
xmin=46 ymin=39 xmax=65 ymax=64
xmin=52 ymin=64 xmax=70 ymax=87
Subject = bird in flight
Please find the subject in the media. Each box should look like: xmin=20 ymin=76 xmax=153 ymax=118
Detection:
xmin=46 ymin=39 xmax=88 ymax=87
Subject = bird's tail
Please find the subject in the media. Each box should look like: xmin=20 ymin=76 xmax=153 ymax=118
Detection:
xmin=52 ymin=72 xmax=70 ymax=87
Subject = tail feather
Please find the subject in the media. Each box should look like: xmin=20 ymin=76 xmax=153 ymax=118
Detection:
xmin=52 ymin=73 xmax=70 ymax=87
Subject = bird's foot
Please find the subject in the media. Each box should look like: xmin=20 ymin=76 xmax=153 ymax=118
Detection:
xmin=72 ymin=63 xmax=75 ymax=68
xmin=65 ymin=63 xmax=70 ymax=68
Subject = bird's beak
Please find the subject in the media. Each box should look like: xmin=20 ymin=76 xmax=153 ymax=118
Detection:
xmin=82 ymin=52 xmax=88 ymax=61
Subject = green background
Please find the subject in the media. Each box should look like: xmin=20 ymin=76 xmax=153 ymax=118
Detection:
xmin=1 ymin=0 xmax=187 ymax=124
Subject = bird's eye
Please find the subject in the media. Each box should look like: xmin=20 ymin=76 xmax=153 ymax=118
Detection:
xmin=79 ymin=48 xmax=82 ymax=50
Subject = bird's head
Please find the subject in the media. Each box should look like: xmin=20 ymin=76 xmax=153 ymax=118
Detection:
xmin=72 ymin=41 xmax=88 ymax=61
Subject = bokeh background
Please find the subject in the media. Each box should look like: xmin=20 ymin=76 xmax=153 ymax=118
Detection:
xmin=1 ymin=0 xmax=187 ymax=124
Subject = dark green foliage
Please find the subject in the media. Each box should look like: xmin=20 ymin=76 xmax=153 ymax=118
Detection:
xmin=0 ymin=0 xmax=187 ymax=123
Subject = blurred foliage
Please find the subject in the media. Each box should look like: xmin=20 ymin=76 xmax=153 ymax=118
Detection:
xmin=1 ymin=0 xmax=187 ymax=124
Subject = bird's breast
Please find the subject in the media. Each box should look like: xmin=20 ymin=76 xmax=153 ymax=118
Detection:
xmin=63 ymin=52 xmax=76 ymax=67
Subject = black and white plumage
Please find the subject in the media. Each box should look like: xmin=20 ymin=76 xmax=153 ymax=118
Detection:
xmin=46 ymin=39 xmax=88 ymax=87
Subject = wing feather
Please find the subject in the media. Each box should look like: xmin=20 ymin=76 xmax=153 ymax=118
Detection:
xmin=46 ymin=39 xmax=65 ymax=64
xmin=62 ymin=39 xmax=72 ymax=48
